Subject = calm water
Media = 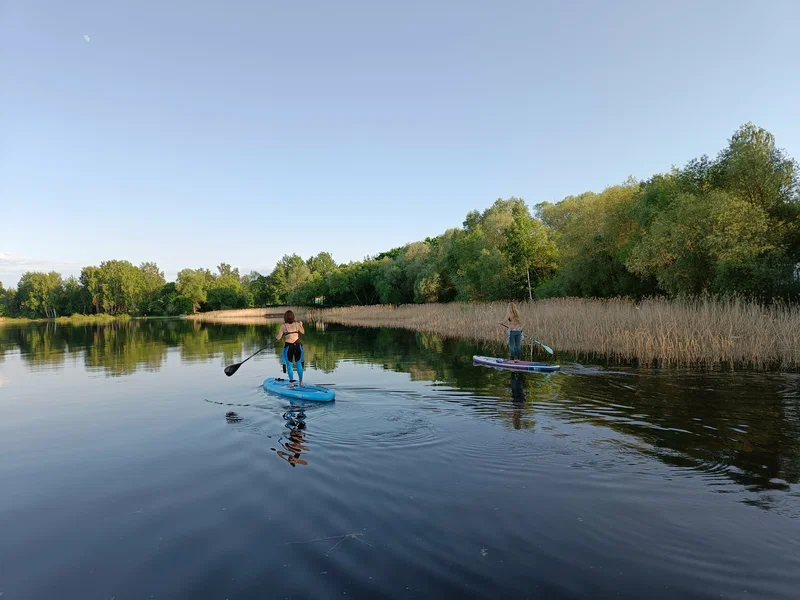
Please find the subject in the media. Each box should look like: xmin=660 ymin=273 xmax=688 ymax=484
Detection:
xmin=1 ymin=320 xmax=799 ymax=599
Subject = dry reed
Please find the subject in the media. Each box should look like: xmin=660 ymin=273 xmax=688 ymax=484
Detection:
xmin=184 ymin=307 xmax=298 ymax=321
xmin=303 ymin=298 xmax=800 ymax=370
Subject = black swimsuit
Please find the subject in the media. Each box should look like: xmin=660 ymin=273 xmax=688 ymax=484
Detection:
xmin=282 ymin=325 xmax=303 ymax=362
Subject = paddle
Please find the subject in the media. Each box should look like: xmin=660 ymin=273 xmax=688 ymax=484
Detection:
xmin=224 ymin=342 xmax=273 ymax=377
xmin=500 ymin=323 xmax=554 ymax=355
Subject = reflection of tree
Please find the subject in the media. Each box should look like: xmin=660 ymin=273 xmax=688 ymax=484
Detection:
xmin=301 ymin=326 xmax=800 ymax=491
xmin=4 ymin=320 xmax=799 ymax=494
xmin=2 ymin=320 xmax=278 ymax=377
xmin=85 ymin=323 xmax=168 ymax=375
xmin=0 ymin=323 xmax=73 ymax=369
xmin=543 ymin=372 xmax=800 ymax=492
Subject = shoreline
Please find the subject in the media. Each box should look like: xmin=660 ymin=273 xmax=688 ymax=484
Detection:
xmin=0 ymin=307 xmax=295 ymax=326
xmin=5 ymin=298 xmax=798 ymax=370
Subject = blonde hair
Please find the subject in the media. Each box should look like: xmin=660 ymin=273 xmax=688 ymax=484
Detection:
xmin=509 ymin=302 xmax=520 ymax=322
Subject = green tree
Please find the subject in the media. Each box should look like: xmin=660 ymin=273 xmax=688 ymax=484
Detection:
xmin=144 ymin=282 xmax=193 ymax=316
xmin=176 ymin=269 xmax=209 ymax=313
xmin=137 ymin=262 xmax=167 ymax=315
xmin=621 ymin=123 xmax=799 ymax=297
xmin=327 ymin=261 xmax=380 ymax=305
xmin=60 ymin=276 xmax=84 ymax=315
xmin=374 ymin=244 xmax=431 ymax=305
xmin=217 ymin=263 xmax=240 ymax=280
xmin=537 ymin=181 xmax=658 ymax=298
xmin=97 ymin=260 xmax=145 ymax=314
xmin=80 ymin=266 xmax=103 ymax=314
xmin=16 ymin=271 xmax=64 ymax=317
xmin=139 ymin=262 xmax=166 ymax=294
xmin=502 ymin=202 xmax=557 ymax=300
xmin=244 ymin=271 xmax=280 ymax=306
xmin=717 ymin=123 xmax=798 ymax=215
xmin=627 ymin=190 xmax=788 ymax=296
xmin=0 ymin=281 xmax=14 ymax=317
xmin=266 ymin=255 xmax=312 ymax=303
xmin=287 ymin=272 xmax=326 ymax=305
xmin=206 ymin=285 xmax=251 ymax=310
xmin=307 ymin=252 xmax=337 ymax=277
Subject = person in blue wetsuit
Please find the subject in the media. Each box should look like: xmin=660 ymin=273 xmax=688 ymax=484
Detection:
xmin=275 ymin=310 xmax=305 ymax=387
xmin=504 ymin=302 xmax=523 ymax=362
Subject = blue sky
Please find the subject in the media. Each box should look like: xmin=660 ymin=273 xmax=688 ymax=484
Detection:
xmin=1 ymin=0 xmax=799 ymax=286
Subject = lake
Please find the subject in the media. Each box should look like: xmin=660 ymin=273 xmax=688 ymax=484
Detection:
xmin=1 ymin=320 xmax=799 ymax=599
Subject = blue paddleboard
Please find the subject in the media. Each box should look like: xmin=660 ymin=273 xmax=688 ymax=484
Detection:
xmin=263 ymin=378 xmax=335 ymax=402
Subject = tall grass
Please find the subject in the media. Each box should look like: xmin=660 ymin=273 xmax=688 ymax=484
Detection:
xmin=303 ymin=298 xmax=800 ymax=370
xmin=54 ymin=313 xmax=132 ymax=325
xmin=185 ymin=307 xmax=296 ymax=320
xmin=0 ymin=313 xmax=133 ymax=326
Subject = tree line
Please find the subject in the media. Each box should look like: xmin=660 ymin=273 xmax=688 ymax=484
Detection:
xmin=1 ymin=123 xmax=798 ymax=319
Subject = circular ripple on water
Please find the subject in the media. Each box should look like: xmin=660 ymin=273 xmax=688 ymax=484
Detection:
xmin=310 ymin=403 xmax=449 ymax=452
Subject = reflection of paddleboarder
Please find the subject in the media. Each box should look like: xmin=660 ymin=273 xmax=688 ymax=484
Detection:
xmin=510 ymin=372 xmax=526 ymax=402
xmin=510 ymin=372 xmax=526 ymax=430
xmin=277 ymin=409 xmax=310 ymax=467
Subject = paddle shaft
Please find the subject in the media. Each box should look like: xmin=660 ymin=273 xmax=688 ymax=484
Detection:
xmin=239 ymin=344 xmax=270 ymax=366
xmin=224 ymin=342 xmax=273 ymax=376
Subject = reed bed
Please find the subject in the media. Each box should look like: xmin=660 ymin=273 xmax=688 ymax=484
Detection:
xmin=54 ymin=313 xmax=132 ymax=325
xmin=184 ymin=307 xmax=297 ymax=321
xmin=303 ymin=298 xmax=800 ymax=370
xmin=184 ymin=316 xmax=281 ymax=326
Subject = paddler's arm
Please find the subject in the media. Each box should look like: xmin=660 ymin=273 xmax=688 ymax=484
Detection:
xmin=275 ymin=324 xmax=285 ymax=342
xmin=297 ymin=321 xmax=305 ymax=334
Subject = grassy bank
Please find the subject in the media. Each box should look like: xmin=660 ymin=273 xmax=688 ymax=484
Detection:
xmin=0 ymin=314 xmax=133 ymax=326
xmin=303 ymin=298 xmax=800 ymax=370
xmin=0 ymin=317 xmax=35 ymax=325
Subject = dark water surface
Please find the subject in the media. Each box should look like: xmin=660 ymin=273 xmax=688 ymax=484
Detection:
xmin=1 ymin=320 xmax=799 ymax=599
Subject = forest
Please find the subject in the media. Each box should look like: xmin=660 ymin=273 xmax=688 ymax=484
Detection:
xmin=2 ymin=123 xmax=798 ymax=320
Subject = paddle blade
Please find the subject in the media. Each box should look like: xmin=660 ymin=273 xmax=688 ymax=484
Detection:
xmin=224 ymin=362 xmax=242 ymax=377
xmin=538 ymin=342 xmax=554 ymax=355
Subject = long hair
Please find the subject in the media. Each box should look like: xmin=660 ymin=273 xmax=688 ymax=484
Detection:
xmin=509 ymin=302 xmax=520 ymax=322
xmin=283 ymin=310 xmax=295 ymax=324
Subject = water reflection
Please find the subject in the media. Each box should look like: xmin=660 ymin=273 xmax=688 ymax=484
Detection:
xmin=277 ymin=408 xmax=310 ymax=467
xmin=225 ymin=411 xmax=243 ymax=424
xmin=2 ymin=320 xmax=799 ymax=504
xmin=509 ymin=372 xmax=526 ymax=430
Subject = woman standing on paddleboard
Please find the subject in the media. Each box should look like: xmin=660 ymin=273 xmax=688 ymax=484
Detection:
xmin=276 ymin=310 xmax=305 ymax=387
xmin=505 ymin=302 xmax=523 ymax=362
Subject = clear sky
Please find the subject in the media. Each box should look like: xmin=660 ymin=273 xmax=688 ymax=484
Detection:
xmin=1 ymin=0 xmax=799 ymax=286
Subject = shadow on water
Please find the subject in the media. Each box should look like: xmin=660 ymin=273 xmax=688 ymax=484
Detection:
xmin=3 ymin=320 xmax=799 ymax=503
